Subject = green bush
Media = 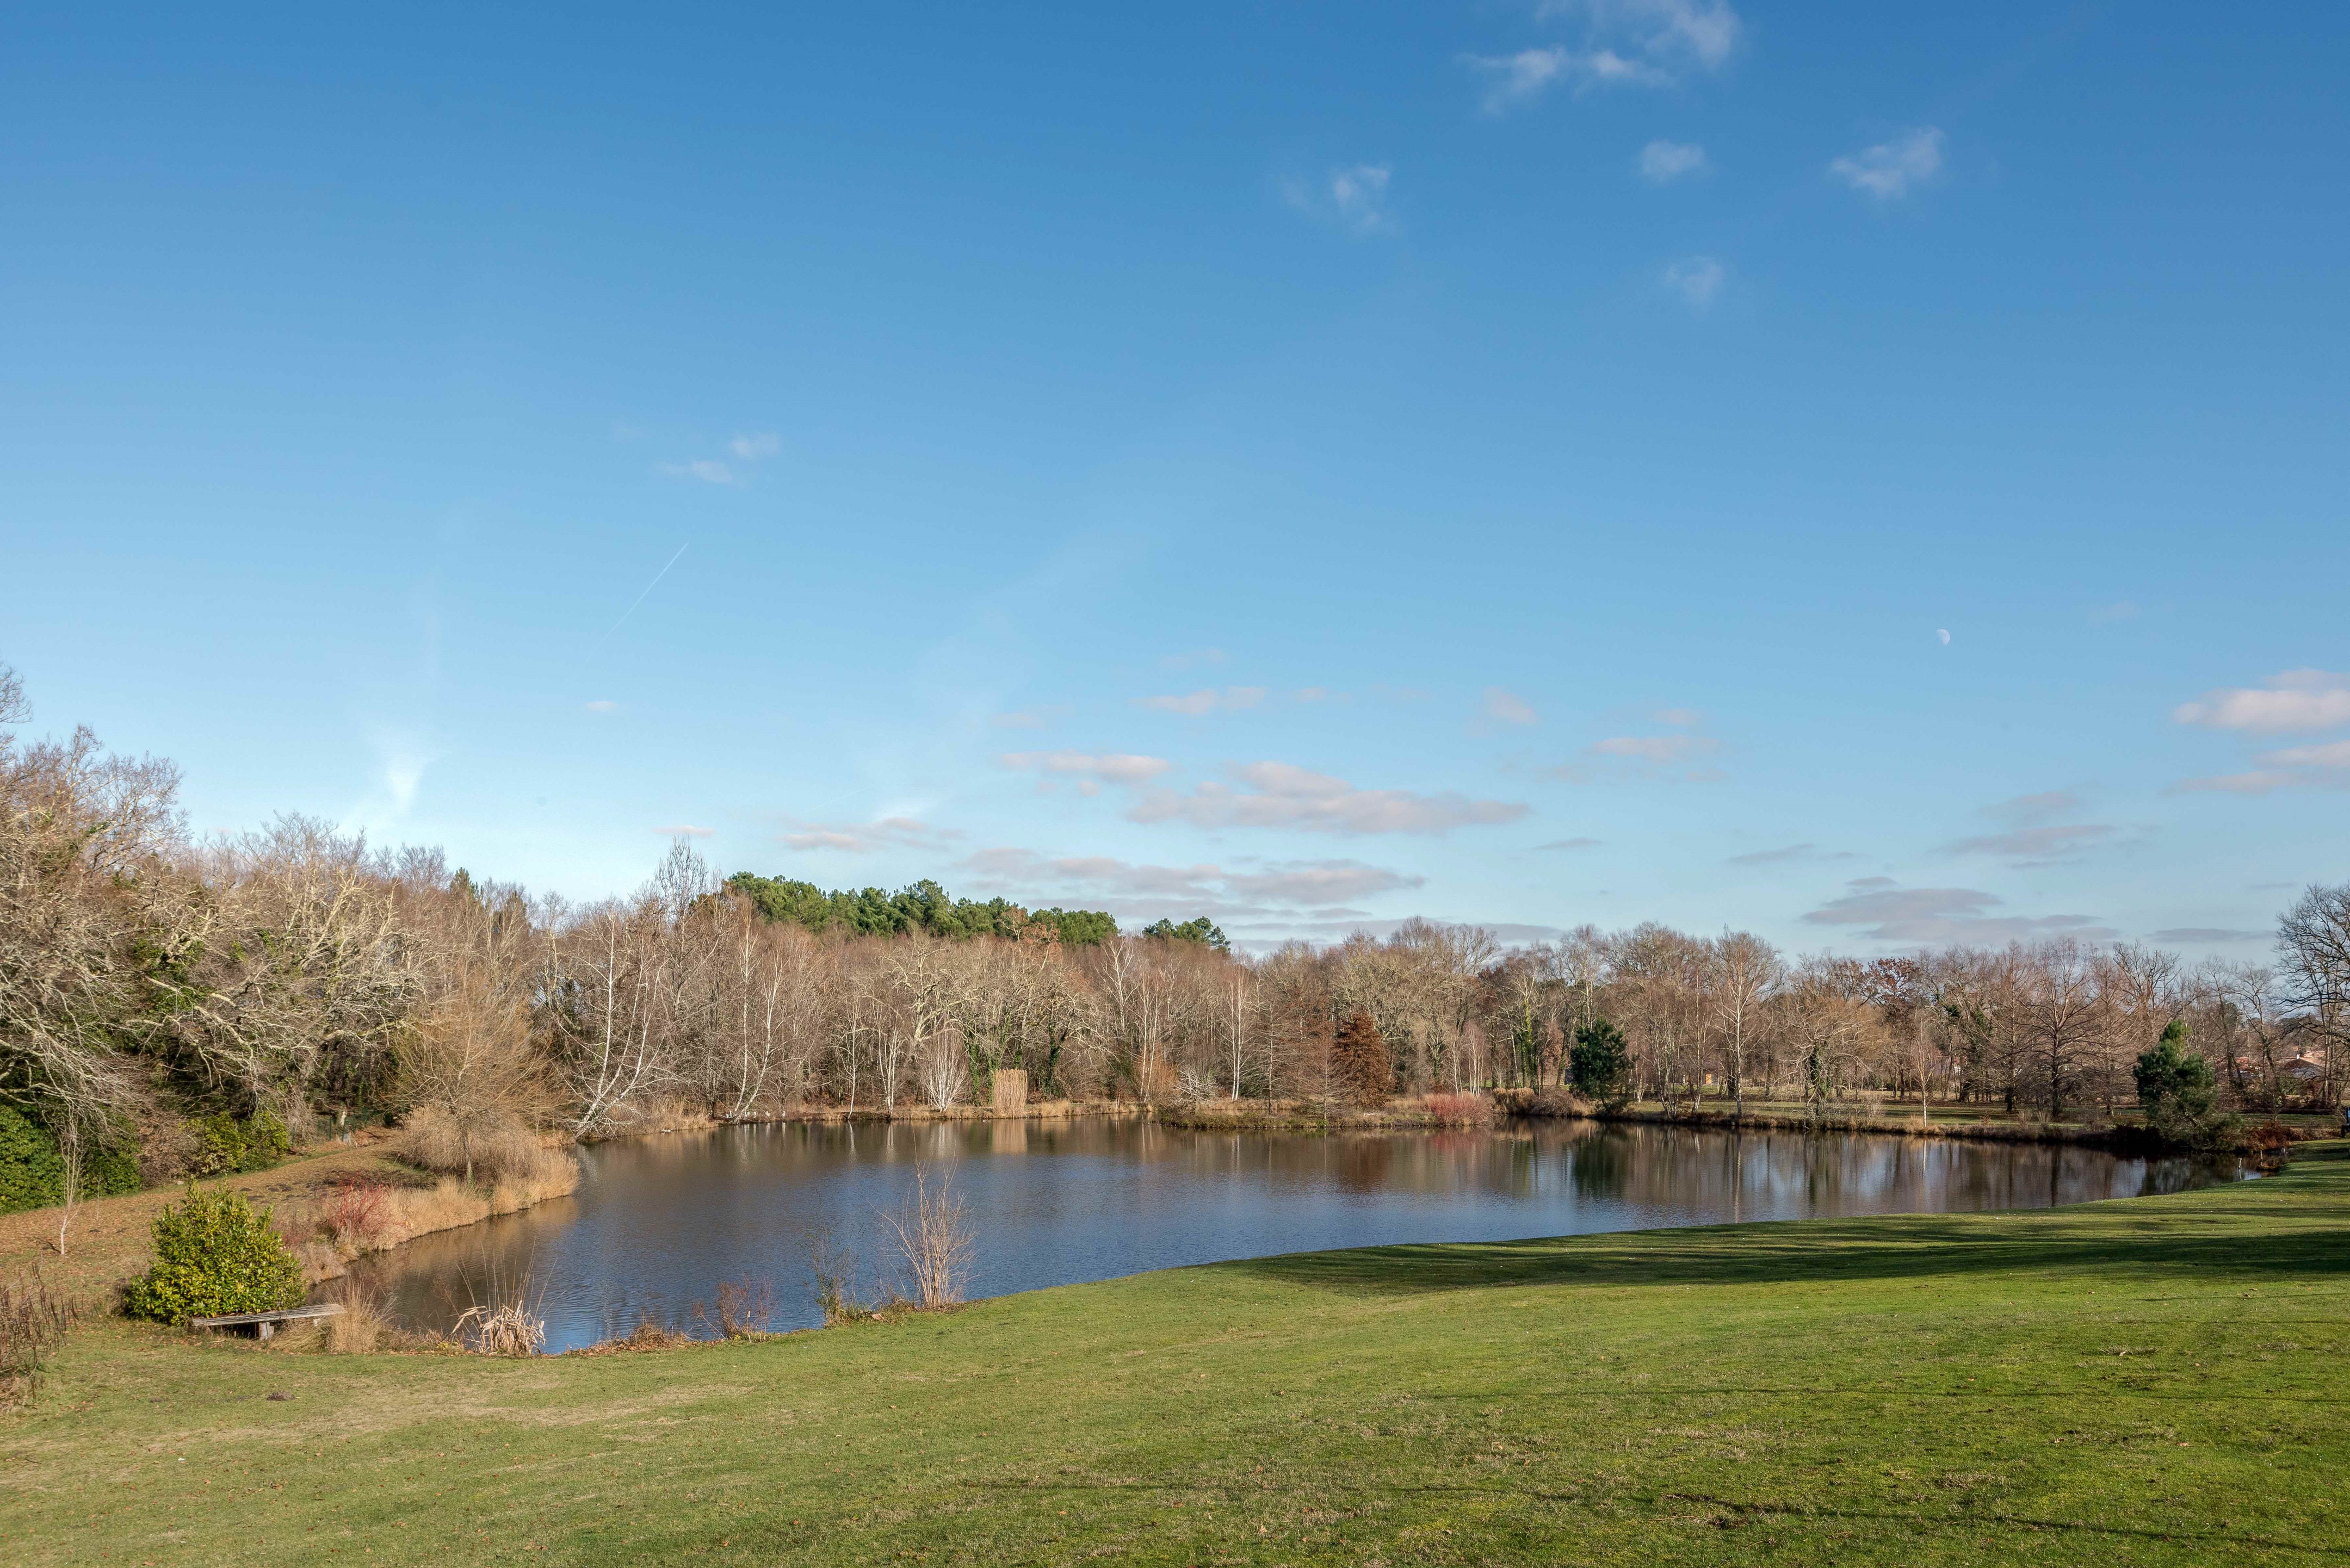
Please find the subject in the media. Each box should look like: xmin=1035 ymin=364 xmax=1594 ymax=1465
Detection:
xmin=0 ymin=1109 xmax=144 ymax=1212
xmin=195 ymin=1111 xmax=291 ymax=1176
xmin=0 ymin=1108 xmax=65 ymax=1214
xmin=122 ymin=1187 xmax=307 ymax=1325
xmin=1569 ymin=1019 xmax=1634 ymax=1110
xmin=2135 ymin=1021 xmax=2236 ymax=1152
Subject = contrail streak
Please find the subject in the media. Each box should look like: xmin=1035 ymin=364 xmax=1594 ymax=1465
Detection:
xmin=595 ymin=542 xmax=689 ymax=649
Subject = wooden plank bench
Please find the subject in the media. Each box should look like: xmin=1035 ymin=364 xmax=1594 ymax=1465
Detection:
xmin=188 ymin=1304 xmax=345 ymax=1340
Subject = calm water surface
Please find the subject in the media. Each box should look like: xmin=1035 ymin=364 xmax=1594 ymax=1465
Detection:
xmin=353 ymin=1118 xmax=2239 ymax=1353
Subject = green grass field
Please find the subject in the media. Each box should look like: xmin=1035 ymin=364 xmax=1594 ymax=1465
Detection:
xmin=7 ymin=1146 xmax=2348 ymax=1566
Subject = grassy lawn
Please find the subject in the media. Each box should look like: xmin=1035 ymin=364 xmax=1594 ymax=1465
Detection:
xmin=6 ymin=1147 xmax=2348 ymax=1565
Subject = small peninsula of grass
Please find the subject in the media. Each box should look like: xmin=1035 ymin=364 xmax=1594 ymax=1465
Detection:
xmin=7 ymin=1147 xmax=2349 ymax=1565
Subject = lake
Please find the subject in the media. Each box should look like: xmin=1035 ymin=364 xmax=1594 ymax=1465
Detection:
xmin=351 ymin=1117 xmax=2241 ymax=1353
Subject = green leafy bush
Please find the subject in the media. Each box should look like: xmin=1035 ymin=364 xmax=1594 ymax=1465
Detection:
xmin=0 ymin=1110 xmax=144 ymax=1212
xmin=0 ymin=1109 xmax=65 ymax=1215
xmin=194 ymin=1111 xmax=292 ymax=1176
xmin=122 ymin=1188 xmax=307 ymax=1325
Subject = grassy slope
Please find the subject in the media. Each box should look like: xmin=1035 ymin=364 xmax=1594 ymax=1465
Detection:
xmin=7 ymin=1148 xmax=2349 ymax=1567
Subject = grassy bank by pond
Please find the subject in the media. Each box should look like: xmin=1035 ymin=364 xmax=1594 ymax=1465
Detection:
xmin=7 ymin=1146 xmax=2348 ymax=1566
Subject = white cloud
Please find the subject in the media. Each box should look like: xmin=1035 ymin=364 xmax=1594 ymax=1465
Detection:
xmin=1285 ymin=165 xmax=1395 ymax=235
xmin=1329 ymin=165 xmax=1391 ymax=234
xmin=1983 ymin=790 xmax=2085 ymax=826
xmin=585 ymin=699 xmax=619 ymax=714
xmin=1128 ymin=761 xmax=1528 ymax=836
xmin=1000 ymin=751 xmax=1174 ymax=787
xmin=2174 ymin=670 xmax=2350 ymax=733
xmin=1945 ymin=823 xmax=2120 ymax=865
xmin=1726 ymin=842 xmax=1859 ymax=868
xmin=1137 ymin=686 xmax=1267 ymax=717
xmin=781 ymin=816 xmax=959 ymax=853
xmin=1591 ymin=733 xmax=1720 ymax=763
xmin=1830 ymin=127 xmax=1945 ymax=199
xmin=653 ymin=824 xmax=714 ymax=838
xmin=1481 ymin=687 xmax=1538 ymax=726
xmin=2172 ymin=770 xmax=2297 ymax=796
xmin=1637 ymin=140 xmax=1708 ymax=182
xmin=963 ymin=847 xmax=1424 ymax=924
xmin=1469 ymin=47 xmax=1575 ymax=110
xmin=1652 ymin=707 xmax=1701 ymax=726
xmin=2261 ymin=739 xmax=2350 ymax=769
xmin=1661 ymin=255 xmax=1726 ymax=308
xmin=1482 ymin=2 xmax=1740 ymax=107
xmin=1802 ymin=877 xmax=2112 ymax=945
xmin=664 ymin=429 xmax=782 ymax=485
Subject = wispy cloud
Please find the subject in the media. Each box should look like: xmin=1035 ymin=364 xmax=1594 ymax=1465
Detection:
xmin=2176 ymin=740 xmax=2350 ymax=795
xmin=2149 ymin=927 xmax=2267 ymax=944
xmin=585 ymin=699 xmax=619 ymax=714
xmin=663 ymin=430 xmax=783 ymax=485
xmin=1137 ymin=687 xmax=1267 ymax=717
xmin=1287 ymin=165 xmax=1394 ymax=236
xmin=781 ymin=816 xmax=961 ymax=853
xmin=1830 ymin=127 xmax=1945 ymax=199
xmin=1661 ymin=255 xmax=1726 ymax=308
xmin=963 ymin=847 xmax=1424 ymax=924
xmin=653 ymin=824 xmax=714 ymax=838
xmin=1481 ymin=687 xmax=1538 ymax=726
xmin=1945 ymin=823 xmax=2120 ymax=866
xmin=1537 ymin=836 xmax=1602 ymax=851
xmin=1000 ymin=750 xmax=1175 ymax=797
xmin=1476 ymin=2 xmax=1741 ymax=109
xmin=1591 ymin=733 xmax=1720 ymax=764
xmin=1637 ymin=140 xmax=1709 ymax=182
xmin=1944 ymin=792 xmax=2122 ymax=867
xmin=1727 ymin=842 xmax=1858 ymax=868
xmin=2174 ymin=670 xmax=2350 ymax=733
xmin=1802 ymin=877 xmax=2112 ymax=945
xmin=1128 ymin=761 xmax=1528 ymax=835
xmin=2172 ymin=672 xmax=2350 ymax=793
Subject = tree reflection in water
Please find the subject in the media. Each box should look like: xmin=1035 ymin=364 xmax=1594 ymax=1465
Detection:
xmin=351 ymin=1117 xmax=2242 ymax=1352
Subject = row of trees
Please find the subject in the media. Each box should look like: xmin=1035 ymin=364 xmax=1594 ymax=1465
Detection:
xmin=4 ymin=660 xmax=2347 ymax=1186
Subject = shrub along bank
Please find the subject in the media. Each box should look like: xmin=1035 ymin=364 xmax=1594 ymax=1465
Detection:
xmin=6 ymin=1145 xmax=2348 ymax=1565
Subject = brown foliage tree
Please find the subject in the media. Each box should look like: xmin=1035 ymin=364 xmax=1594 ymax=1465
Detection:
xmin=1332 ymin=1009 xmax=1392 ymax=1107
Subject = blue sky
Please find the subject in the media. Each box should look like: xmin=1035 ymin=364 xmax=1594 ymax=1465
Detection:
xmin=4 ymin=2 xmax=2346 ymax=954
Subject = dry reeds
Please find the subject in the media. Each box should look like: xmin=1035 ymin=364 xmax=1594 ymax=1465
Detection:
xmin=1 ymin=1269 xmax=76 ymax=1405
xmin=882 ymin=1168 xmax=975 ymax=1311
xmin=318 ymin=1281 xmax=390 ymax=1353
xmin=447 ymin=1263 xmax=547 ymax=1357
xmin=397 ymin=1107 xmax=545 ymax=1185
xmin=692 ymin=1278 xmax=775 ymax=1341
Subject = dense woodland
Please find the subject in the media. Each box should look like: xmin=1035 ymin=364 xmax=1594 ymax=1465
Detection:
xmin=4 ymin=661 xmax=2347 ymax=1194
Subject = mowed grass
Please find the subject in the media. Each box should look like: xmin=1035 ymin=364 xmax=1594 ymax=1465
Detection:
xmin=8 ymin=1150 xmax=2350 ymax=1566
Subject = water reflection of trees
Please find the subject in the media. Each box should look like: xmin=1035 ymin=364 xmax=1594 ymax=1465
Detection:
xmin=363 ymin=1118 xmax=2228 ymax=1352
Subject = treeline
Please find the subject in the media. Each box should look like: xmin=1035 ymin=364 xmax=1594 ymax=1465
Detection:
xmin=3 ymin=661 xmax=2347 ymax=1208
xmin=722 ymin=873 xmax=1117 ymax=947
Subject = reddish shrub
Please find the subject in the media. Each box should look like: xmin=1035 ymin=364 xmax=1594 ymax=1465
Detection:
xmin=1424 ymin=1091 xmax=1492 ymax=1124
xmin=321 ymin=1180 xmax=390 ymax=1245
